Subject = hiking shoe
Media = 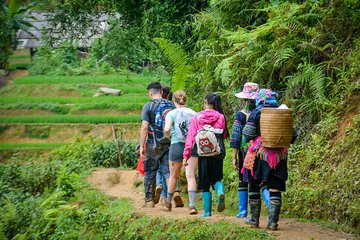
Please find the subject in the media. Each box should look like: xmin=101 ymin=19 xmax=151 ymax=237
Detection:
xmin=160 ymin=197 xmax=166 ymax=206
xmin=164 ymin=200 xmax=172 ymax=211
xmin=142 ymin=201 xmax=155 ymax=208
xmin=189 ymin=206 xmax=198 ymax=215
xmin=173 ymin=192 xmax=184 ymax=207
xmin=154 ymin=185 xmax=162 ymax=204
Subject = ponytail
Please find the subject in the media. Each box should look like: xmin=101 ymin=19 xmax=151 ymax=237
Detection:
xmin=205 ymin=93 xmax=229 ymax=139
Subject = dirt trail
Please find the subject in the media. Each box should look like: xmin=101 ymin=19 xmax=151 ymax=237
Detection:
xmin=87 ymin=168 xmax=357 ymax=240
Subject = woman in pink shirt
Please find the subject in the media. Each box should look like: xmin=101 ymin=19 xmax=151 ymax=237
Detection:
xmin=183 ymin=93 xmax=229 ymax=217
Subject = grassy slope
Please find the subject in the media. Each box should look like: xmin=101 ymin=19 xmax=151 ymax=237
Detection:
xmin=12 ymin=74 xmax=158 ymax=84
xmin=0 ymin=73 xmax=150 ymax=153
xmin=0 ymin=95 xmax=149 ymax=104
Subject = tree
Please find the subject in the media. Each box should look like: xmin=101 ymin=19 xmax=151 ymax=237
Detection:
xmin=0 ymin=0 xmax=36 ymax=70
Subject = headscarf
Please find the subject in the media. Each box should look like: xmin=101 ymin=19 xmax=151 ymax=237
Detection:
xmin=255 ymin=89 xmax=279 ymax=108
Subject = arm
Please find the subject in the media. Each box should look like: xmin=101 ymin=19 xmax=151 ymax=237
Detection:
xmin=232 ymin=148 xmax=239 ymax=170
xmin=139 ymin=120 xmax=149 ymax=156
xmin=230 ymin=112 xmax=246 ymax=149
xmin=164 ymin=116 xmax=172 ymax=139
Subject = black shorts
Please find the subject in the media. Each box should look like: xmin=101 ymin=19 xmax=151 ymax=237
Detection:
xmin=198 ymin=156 xmax=223 ymax=191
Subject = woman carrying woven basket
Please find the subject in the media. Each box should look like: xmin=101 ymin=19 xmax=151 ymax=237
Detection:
xmin=230 ymin=82 xmax=268 ymax=218
xmin=183 ymin=93 xmax=229 ymax=217
xmin=241 ymin=89 xmax=297 ymax=230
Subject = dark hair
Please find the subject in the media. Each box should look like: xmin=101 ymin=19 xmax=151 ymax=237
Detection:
xmin=168 ymin=92 xmax=173 ymax=100
xmin=205 ymin=93 xmax=224 ymax=113
xmin=205 ymin=92 xmax=229 ymax=139
xmin=147 ymin=82 xmax=162 ymax=91
xmin=161 ymin=85 xmax=172 ymax=100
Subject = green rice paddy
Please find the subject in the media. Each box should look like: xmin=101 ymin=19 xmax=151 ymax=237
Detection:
xmin=0 ymin=115 xmax=140 ymax=124
xmin=0 ymin=72 xmax=152 ymax=151
xmin=0 ymin=95 xmax=149 ymax=104
xmin=13 ymin=74 xmax=165 ymax=85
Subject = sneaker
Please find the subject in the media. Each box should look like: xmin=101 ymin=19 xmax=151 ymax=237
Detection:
xmin=173 ymin=192 xmax=184 ymax=207
xmin=164 ymin=200 xmax=172 ymax=211
xmin=142 ymin=201 xmax=155 ymax=208
xmin=160 ymin=197 xmax=166 ymax=206
xmin=189 ymin=206 xmax=198 ymax=215
xmin=154 ymin=185 xmax=162 ymax=204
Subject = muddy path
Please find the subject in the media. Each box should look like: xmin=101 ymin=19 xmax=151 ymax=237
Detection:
xmin=87 ymin=168 xmax=357 ymax=240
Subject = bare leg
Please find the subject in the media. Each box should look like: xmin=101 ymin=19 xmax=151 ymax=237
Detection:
xmin=185 ymin=157 xmax=198 ymax=191
xmin=168 ymin=161 xmax=183 ymax=193
xmin=186 ymin=157 xmax=198 ymax=213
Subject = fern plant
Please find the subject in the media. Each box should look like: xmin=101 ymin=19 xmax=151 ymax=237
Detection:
xmin=154 ymin=38 xmax=193 ymax=90
xmin=287 ymin=63 xmax=327 ymax=100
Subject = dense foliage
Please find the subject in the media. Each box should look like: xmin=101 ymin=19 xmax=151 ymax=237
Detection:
xmin=180 ymin=0 xmax=360 ymax=229
xmin=4 ymin=0 xmax=360 ymax=231
xmin=0 ymin=0 xmax=37 ymax=70
xmin=0 ymin=138 xmax=274 ymax=240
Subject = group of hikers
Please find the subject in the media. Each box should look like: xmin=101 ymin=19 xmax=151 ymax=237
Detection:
xmin=138 ymin=81 xmax=296 ymax=230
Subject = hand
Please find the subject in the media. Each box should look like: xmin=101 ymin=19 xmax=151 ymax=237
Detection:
xmin=139 ymin=146 xmax=145 ymax=156
xmin=232 ymin=157 xmax=239 ymax=170
xmin=182 ymin=158 xmax=188 ymax=167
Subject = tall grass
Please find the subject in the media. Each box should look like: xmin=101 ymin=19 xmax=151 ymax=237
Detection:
xmin=13 ymin=75 xmax=166 ymax=85
xmin=0 ymin=95 xmax=149 ymax=104
xmin=0 ymin=115 xmax=140 ymax=124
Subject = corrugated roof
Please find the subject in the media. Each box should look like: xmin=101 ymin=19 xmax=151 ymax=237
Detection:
xmin=16 ymin=11 xmax=112 ymax=49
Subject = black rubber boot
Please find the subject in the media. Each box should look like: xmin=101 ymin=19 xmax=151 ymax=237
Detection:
xmin=267 ymin=199 xmax=281 ymax=230
xmin=244 ymin=199 xmax=261 ymax=228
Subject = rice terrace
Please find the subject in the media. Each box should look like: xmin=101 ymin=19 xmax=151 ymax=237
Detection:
xmin=0 ymin=72 xmax=156 ymax=158
xmin=0 ymin=0 xmax=359 ymax=239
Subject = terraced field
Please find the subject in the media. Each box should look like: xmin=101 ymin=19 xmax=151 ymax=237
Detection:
xmin=0 ymin=73 xmax=165 ymax=157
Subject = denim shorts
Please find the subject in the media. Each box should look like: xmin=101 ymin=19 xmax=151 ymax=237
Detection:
xmin=169 ymin=142 xmax=185 ymax=162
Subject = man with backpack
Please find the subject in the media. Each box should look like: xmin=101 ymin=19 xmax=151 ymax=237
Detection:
xmin=139 ymin=82 xmax=175 ymax=207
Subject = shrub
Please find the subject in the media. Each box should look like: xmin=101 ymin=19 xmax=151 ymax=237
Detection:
xmin=29 ymin=42 xmax=80 ymax=76
xmin=22 ymin=125 xmax=51 ymax=139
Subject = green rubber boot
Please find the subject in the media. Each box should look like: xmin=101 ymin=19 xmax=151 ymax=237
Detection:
xmin=214 ymin=181 xmax=225 ymax=212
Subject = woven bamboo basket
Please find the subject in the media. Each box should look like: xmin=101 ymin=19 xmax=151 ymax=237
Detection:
xmin=260 ymin=108 xmax=293 ymax=148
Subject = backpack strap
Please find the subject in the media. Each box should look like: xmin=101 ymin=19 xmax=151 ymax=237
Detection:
xmin=149 ymin=99 xmax=162 ymax=126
